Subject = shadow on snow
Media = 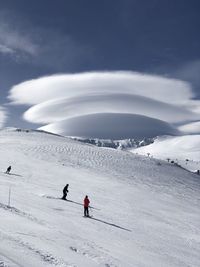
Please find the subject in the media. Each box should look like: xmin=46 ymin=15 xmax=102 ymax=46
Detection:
xmin=90 ymin=217 xmax=132 ymax=232
xmin=3 ymin=172 xmax=22 ymax=177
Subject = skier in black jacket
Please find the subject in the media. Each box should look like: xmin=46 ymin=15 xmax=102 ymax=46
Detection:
xmin=6 ymin=166 xmax=11 ymax=174
xmin=62 ymin=184 xmax=69 ymax=200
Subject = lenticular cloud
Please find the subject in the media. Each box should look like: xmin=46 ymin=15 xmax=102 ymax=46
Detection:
xmin=9 ymin=71 xmax=193 ymax=105
xmin=39 ymin=113 xmax=179 ymax=139
xmin=8 ymin=71 xmax=200 ymax=138
xmin=23 ymin=93 xmax=197 ymax=124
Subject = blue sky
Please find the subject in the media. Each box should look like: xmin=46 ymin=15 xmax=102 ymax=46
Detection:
xmin=0 ymin=0 xmax=200 ymax=137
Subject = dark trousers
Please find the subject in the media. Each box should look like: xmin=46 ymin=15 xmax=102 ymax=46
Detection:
xmin=84 ymin=206 xmax=89 ymax=217
xmin=62 ymin=192 xmax=67 ymax=200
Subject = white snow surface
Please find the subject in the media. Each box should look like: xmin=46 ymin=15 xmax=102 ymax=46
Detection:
xmin=0 ymin=129 xmax=199 ymax=267
xmin=134 ymin=135 xmax=200 ymax=172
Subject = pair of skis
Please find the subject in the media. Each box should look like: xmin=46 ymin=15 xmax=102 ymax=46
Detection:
xmin=83 ymin=215 xmax=93 ymax=218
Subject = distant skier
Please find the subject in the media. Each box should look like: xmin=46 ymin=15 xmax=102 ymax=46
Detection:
xmin=84 ymin=195 xmax=90 ymax=217
xmin=6 ymin=166 xmax=11 ymax=174
xmin=62 ymin=184 xmax=69 ymax=200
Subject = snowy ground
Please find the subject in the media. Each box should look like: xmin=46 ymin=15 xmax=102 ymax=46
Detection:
xmin=0 ymin=129 xmax=199 ymax=267
xmin=134 ymin=135 xmax=200 ymax=172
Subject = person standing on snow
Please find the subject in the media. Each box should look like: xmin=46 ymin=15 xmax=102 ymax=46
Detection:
xmin=62 ymin=184 xmax=69 ymax=200
xmin=6 ymin=166 xmax=11 ymax=174
xmin=84 ymin=195 xmax=90 ymax=217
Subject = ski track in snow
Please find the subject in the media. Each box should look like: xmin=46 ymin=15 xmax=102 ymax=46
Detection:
xmin=20 ymin=139 xmax=199 ymax=177
xmin=0 ymin=203 xmax=46 ymax=225
xmin=69 ymin=242 xmax=118 ymax=267
xmin=0 ymin=255 xmax=19 ymax=267
xmin=0 ymin=228 xmax=117 ymax=267
xmin=0 ymin=231 xmax=76 ymax=267
xmin=14 ymin=137 xmax=200 ymax=194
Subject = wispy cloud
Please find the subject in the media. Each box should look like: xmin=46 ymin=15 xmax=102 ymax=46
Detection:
xmin=0 ymin=44 xmax=14 ymax=54
xmin=8 ymin=71 xmax=200 ymax=137
xmin=0 ymin=10 xmax=92 ymax=68
xmin=0 ymin=22 xmax=38 ymax=59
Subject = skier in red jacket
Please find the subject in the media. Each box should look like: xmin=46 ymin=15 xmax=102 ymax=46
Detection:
xmin=84 ymin=195 xmax=90 ymax=217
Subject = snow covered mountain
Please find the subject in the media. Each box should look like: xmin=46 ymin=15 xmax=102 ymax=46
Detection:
xmin=134 ymin=135 xmax=200 ymax=173
xmin=0 ymin=128 xmax=199 ymax=267
xmin=72 ymin=137 xmax=154 ymax=150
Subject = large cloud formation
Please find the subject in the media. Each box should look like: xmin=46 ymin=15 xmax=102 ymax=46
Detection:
xmin=8 ymin=71 xmax=200 ymax=139
xmin=40 ymin=113 xmax=179 ymax=139
xmin=9 ymin=72 xmax=194 ymax=105
xmin=23 ymin=93 xmax=197 ymax=124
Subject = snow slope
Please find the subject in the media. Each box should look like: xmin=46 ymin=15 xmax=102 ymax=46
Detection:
xmin=134 ymin=135 xmax=200 ymax=172
xmin=0 ymin=129 xmax=199 ymax=267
